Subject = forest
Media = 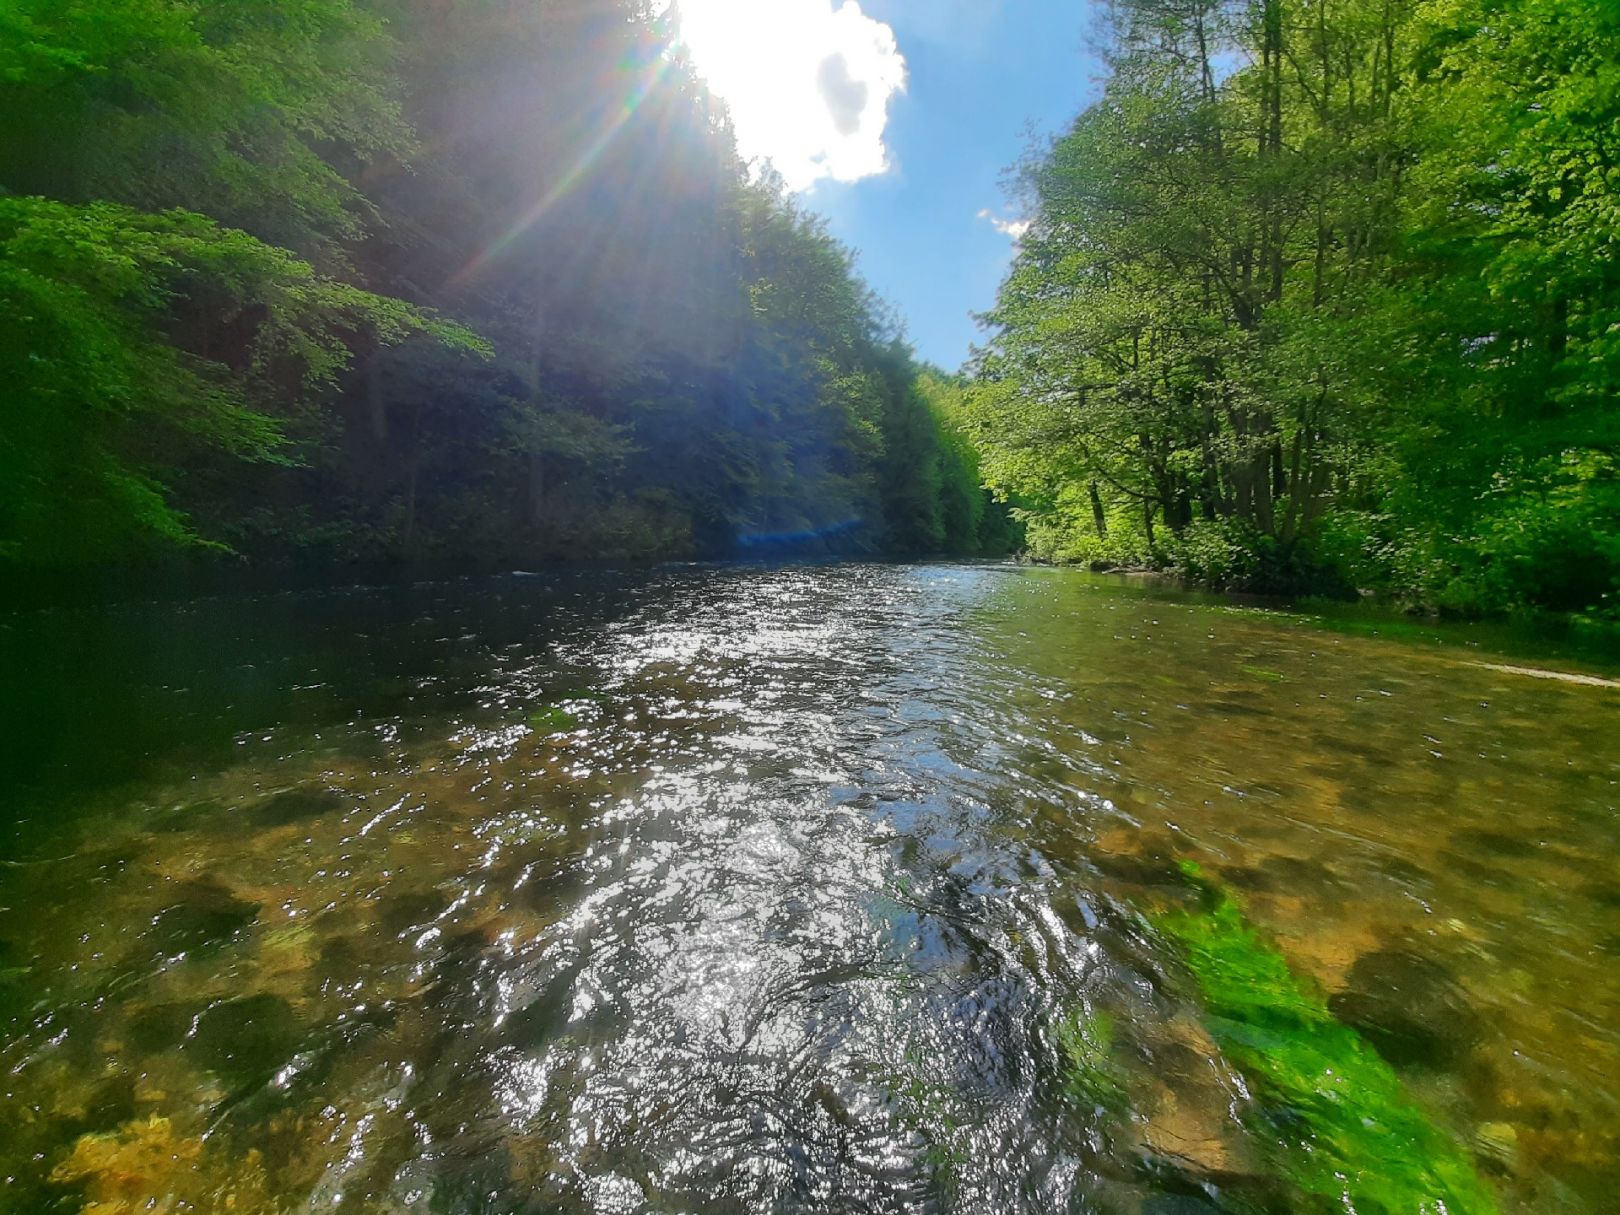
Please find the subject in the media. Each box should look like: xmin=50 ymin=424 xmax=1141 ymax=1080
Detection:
xmin=0 ymin=0 xmax=1011 ymax=575
xmin=4 ymin=0 xmax=1616 ymax=622
xmin=966 ymin=0 xmax=1620 ymax=620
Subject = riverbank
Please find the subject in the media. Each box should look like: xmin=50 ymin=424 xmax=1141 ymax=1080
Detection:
xmin=1022 ymin=554 xmax=1620 ymax=668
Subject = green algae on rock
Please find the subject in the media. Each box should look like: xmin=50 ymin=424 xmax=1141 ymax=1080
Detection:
xmin=50 ymin=1114 xmax=278 ymax=1215
xmin=1055 ymin=1005 xmax=1129 ymax=1114
xmin=527 ymin=705 xmax=581 ymax=735
xmin=1154 ymin=863 xmax=1499 ymax=1215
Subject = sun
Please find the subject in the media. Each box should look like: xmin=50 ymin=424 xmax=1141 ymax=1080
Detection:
xmin=666 ymin=0 xmax=906 ymax=191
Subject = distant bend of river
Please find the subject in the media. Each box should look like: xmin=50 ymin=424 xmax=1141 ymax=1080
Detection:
xmin=1 ymin=563 xmax=1616 ymax=1214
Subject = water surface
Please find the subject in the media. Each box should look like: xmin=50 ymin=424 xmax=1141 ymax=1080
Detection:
xmin=2 ymin=564 xmax=1616 ymax=1213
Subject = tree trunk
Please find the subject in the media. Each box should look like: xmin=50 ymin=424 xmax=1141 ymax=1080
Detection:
xmin=366 ymin=355 xmax=389 ymax=444
xmin=1260 ymin=0 xmax=1286 ymax=305
xmin=524 ymin=302 xmax=546 ymax=528
xmin=1280 ymin=430 xmax=1306 ymax=547
xmin=1253 ymin=457 xmax=1275 ymax=535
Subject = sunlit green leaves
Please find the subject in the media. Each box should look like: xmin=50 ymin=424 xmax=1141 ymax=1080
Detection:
xmin=0 ymin=196 xmax=484 ymax=562
xmin=967 ymin=0 xmax=1620 ymax=614
xmin=0 ymin=0 xmax=407 ymax=260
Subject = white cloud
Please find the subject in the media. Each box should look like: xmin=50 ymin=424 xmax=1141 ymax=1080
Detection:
xmin=670 ymin=0 xmax=907 ymax=191
xmin=978 ymin=208 xmax=1030 ymax=240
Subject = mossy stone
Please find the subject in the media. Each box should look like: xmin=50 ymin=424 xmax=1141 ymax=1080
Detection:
xmin=1155 ymin=864 xmax=1499 ymax=1215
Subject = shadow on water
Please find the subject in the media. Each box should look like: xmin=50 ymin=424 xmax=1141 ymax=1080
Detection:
xmin=1 ymin=563 xmax=1616 ymax=1213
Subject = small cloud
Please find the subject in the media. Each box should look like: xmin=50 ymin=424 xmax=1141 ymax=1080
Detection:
xmin=978 ymin=208 xmax=1031 ymax=240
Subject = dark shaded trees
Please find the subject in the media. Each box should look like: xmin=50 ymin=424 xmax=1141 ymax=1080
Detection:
xmin=1 ymin=0 xmax=1006 ymax=571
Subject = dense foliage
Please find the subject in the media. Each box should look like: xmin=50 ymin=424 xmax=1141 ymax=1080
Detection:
xmin=967 ymin=0 xmax=1619 ymax=617
xmin=0 ymin=0 xmax=1007 ymax=571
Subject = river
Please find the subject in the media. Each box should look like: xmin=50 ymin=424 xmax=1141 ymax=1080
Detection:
xmin=1 ymin=563 xmax=1616 ymax=1214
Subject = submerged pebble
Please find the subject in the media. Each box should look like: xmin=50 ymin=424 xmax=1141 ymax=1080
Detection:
xmin=377 ymin=889 xmax=450 ymax=938
xmin=1476 ymin=1122 xmax=1520 ymax=1174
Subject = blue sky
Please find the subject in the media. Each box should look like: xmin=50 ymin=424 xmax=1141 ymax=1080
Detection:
xmin=812 ymin=1 xmax=1106 ymax=370
xmin=670 ymin=0 xmax=1108 ymax=371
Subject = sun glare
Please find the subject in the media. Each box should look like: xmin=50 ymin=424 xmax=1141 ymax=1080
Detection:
xmin=668 ymin=0 xmax=906 ymax=191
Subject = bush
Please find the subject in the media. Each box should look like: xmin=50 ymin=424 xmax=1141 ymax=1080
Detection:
xmin=1161 ymin=519 xmax=1355 ymax=598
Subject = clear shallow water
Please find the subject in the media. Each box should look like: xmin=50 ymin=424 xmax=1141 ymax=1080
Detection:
xmin=0 ymin=563 xmax=1616 ymax=1214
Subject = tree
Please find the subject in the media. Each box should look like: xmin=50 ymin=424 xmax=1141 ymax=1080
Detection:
xmin=2 ymin=0 xmax=1002 ymax=572
xmin=967 ymin=0 xmax=1618 ymax=613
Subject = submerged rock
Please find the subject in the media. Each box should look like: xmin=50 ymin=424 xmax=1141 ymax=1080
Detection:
xmin=1222 ymin=854 xmax=1339 ymax=895
xmin=1088 ymin=847 xmax=1187 ymax=890
xmin=1328 ymin=949 xmax=1480 ymax=1069
xmin=50 ymin=1114 xmax=276 ymax=1215
xmin=512 ymin=870 xmax=577 ymax=923
xmin=125 ymin=1001 xmax=201 ymax=1054
xmin=1155 ymin=868 xmax=1499 ymax=1215
xmin=145 ymin=880 xmax=260 ymax=957
xmin=1581 ymin=881 xmax=1620 ymax=911
xmin=316 ymin=936 xmax=370 ymax=987
xmin=148 ymin=798 xmax=232 ymax=834
xmin=50 ymin=1116 xmax=204 ymax=1213
xmin=1438 ymin=850 xmax=1518 ymax=892
xmin=1474 ymin=1122 xmax=1519 ymax=1175
xmin=249 ymin=786 xmax=346 ymax=829
xmin=80 ymin=1074 xmax=138 ymax=1134
xmin=377 ymin=889 xmax=450 ymax=938
xmin=1140 ymin=1089 xmax=1241 ymax=1179
xmin=1451 ymin=829 xmax=1538 ymax=860
xmin=0 ymin=938 xmax=29 ymax=1019
xmin=186 ymin=994 xmax=302 ymax=1089
xmin=499 ymin=992 xmax=572 ymax=1052
xmin=1141 ymin=1196 xmax=1224 ymax=1215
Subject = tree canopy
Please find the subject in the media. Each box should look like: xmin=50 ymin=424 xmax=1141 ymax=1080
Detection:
xmin=966 ymin=0 xmax=1619 ymax=619
xmin=1 ymin=0 xmax=1011 ymax=573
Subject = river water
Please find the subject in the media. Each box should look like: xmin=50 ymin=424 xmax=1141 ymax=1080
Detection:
xmin=1 ymin=563 xmax=1616 ymax=1214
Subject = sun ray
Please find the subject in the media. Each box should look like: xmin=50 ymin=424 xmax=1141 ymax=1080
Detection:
xmin=448 ymin=52 xmax=677 ymax=288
